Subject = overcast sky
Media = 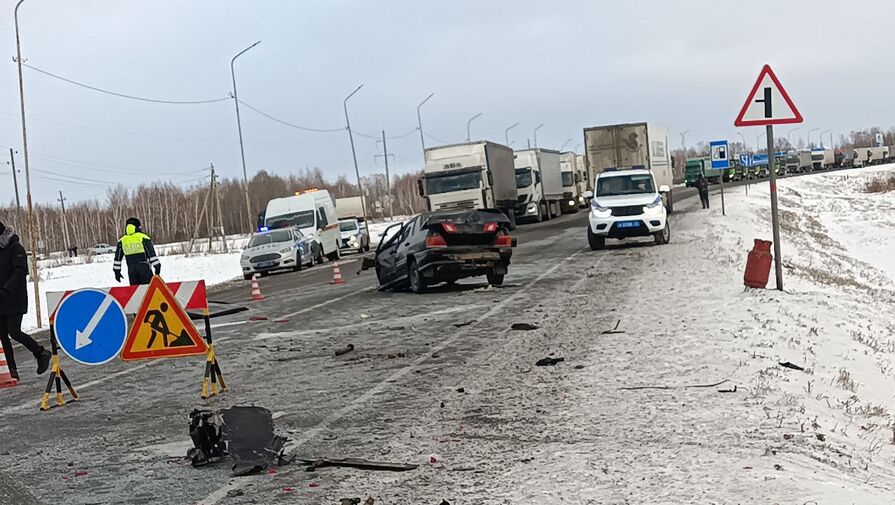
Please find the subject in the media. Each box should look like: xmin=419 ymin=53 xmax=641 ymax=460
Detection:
xmin=0 ymin=0 xmax=891 ymax=204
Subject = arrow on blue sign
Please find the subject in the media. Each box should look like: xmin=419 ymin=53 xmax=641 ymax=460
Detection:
xmin=56 ymin=290 xmax=127 ymax=365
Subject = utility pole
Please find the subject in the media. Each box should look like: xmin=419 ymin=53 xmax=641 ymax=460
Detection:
xmin=344 ymin=84 xmax=369 ymax=225
xmin=208 ymin=164 xmax=228 ymax=253
xmin=466 ymin=113 xmax=482 ymax=142
xmin=533 ymin=124 xmax=544 ymax=148
xmin=8 ymin=148 xmax=22 ymax=231
xmin=230 ymin=40 xmax=261 ymax=235
xmin=57 ymin=190 xmax=70 ymax=252
xmin=14 ymin=0 xmax=41 ymax=327
xmin=417 ymin=93 xmax=434 ymax=157
xmin=381 ymin=130 xmax=393 ymax=219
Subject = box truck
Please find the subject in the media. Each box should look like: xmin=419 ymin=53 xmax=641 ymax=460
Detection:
xmin=514 ymin=148 xmax=564 ymax=222
xmin=582 ymin=122 xmax=674 ymax=212
xmin=417 ymin=141 xmax=518 ymax=226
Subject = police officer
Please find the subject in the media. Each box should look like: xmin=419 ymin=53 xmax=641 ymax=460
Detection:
xmin=113 ymin=217 xmax=160 ymax=285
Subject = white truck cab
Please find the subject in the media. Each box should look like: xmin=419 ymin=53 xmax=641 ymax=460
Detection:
xmin=586 ymin=169 xmax=670 ymax=251
xmin=263 ymin=189 xmax=341 ymax=262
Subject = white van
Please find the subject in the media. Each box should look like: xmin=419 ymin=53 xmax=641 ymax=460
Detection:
xmin=263 ymin=189 xmax=341 ymax=263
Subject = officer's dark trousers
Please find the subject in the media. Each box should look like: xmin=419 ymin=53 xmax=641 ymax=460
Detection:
xmin=127 ymin=262 xmax=153 ymax=285
xmin=699 ymin=190 xmax=710 ymax=209
xmin=0 ymin=314 xmax=45 ymax=377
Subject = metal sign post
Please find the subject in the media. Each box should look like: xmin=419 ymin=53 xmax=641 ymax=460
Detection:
xmin=735 ymin=64 xmax=803 ymax=291
xmin=710 ymin=140 xmax=730 ymax=216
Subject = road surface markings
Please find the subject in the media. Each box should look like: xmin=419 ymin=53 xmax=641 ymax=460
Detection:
xmin=198 ymin=247 xmax=588 ymax=505
xmin=276 ymin=286 xmax=377 ymax=320
xmin=252 ymin=305 xmax=474 ymax=341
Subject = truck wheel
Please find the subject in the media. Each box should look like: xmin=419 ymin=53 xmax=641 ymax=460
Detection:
xmin=541 ymin=201 xmax=551 ymax=221
xmin=654 ymin=221 xmax=671 ymax=245
xmin=408 ymin=258 xmax=427 ymax=294
xmin=587 ymin=226 xmax=605 ymax=251
xmin=486 ymin=271 xmax=504 ymax=286
xmin=666 ymin=192 xmax=674 ymax=214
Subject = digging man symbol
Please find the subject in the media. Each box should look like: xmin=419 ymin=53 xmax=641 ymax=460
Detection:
xmin=143 ymin=302 xmax=192 ymax=349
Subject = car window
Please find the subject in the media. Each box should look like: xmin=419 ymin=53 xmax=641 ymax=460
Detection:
xmin=378 ymin=221 xmax=408 ymax=252
xmin=317 ymin=207 xmax=328 ymax=229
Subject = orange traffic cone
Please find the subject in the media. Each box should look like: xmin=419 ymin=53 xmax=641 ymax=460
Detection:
xmin=0 ymin=345 xmax=18 ymax=388
xmin=250 ymin=273 xmax=265 ymax=301
xmin=331 ymin=261 xmax=345 ymax=285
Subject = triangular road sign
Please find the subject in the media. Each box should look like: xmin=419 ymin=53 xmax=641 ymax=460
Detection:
xmin=735 ymin=65 xmax=803 ymax=127
xmin=121 ymin=276 xmax=207 ymax=361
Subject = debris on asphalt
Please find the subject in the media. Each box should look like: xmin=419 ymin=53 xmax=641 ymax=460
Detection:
xmin=456 ymin=387 xmax=465 ymax=393
xmin=717 ymin=385 xmax=738 ymax=393
xmin=363 ymin=498 xmax=375 ymax=505
xmin=335 ymin=344 xmax=356 ymax=356
xmin=573 ymin=365 xmax=585 ymax=370
xmin=387 ymin=352 xmax=406 ymax=359
xmin=249 ymin=314 xmax=269 ymax=321
xmin=187 ymin=406 xmax=286 ymax=477
xmin=511 ymin=322 xmax=539 ymax=331
xmin=297 ymin=457 xmax=419 ymax=472
xmin=282 ymin=487 xmax=295 ymax=493
xmin=778 ymin=361 xmax=805 ymax=371
xmin=773 ymin=464 xmax=784 ymax=471
xmin=340 ymin=499 xmax=360 ymax=505
xmin=440 ymin=501 xmax=451 ymax=505
xmin=816 ymin=433 xmax=826 ymax=441
xmin=535 ymin=357 xmax=565 ymax=367
xmin=453 ymin=320 xmax=474 ymax=328
xmin=429 ymin=454 xmax=440 ymax=464
xmin=308 ymin=482 xmax=319 ymax=488
xmin=360 ymin=313 xmax=372 ymax=319
xmin=226 ymin=489 xmax=245 ymax=497
xmin=601 ymin=320 xmax=625 ymax=334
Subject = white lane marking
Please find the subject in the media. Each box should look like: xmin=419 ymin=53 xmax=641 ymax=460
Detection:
xmin=252 ymin=305 xmax=472 ymax=341
xmin=197 ymin=247 xmax=587 ymax=505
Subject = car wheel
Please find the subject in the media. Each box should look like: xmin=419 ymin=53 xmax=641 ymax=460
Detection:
xmin=407 ymin=258 xmax=427 ymax=294
xmin=486 ymin=272 xmax=504 ymax=286
xmin=587 ymin=226 xmax=605 ymax=251
xmin=243 ymin=273 xmax=253 ymax=281
xmin=293 ymin=252 xmax=302 ymax=272
xmin=654 ymin=222 xmax=671 ymax=245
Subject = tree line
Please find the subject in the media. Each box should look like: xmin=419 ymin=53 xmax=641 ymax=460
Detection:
xmin=0 ymin=167 xmax=427 ymax=254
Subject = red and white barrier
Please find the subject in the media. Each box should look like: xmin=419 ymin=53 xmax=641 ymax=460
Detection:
xmin=47 ymin=280 xmax=208 ymax=322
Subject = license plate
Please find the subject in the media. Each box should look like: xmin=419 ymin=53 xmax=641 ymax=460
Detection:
xmin=257 ymin=261 xmax=276 ymax=268
xmin=616 ymin=221 xmax=640 ymax=229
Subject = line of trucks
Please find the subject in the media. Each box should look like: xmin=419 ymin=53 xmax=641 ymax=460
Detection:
xmin=416 ymin=122 xmax=674 ymax=225
xmin=685 ymin=146 xmax=892 ymax=187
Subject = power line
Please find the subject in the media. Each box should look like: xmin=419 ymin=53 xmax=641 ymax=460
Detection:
xmin=23 ymin=63 xmax=231 ymax=105
xmin=237 ymin=99 xmax=345 ymax=133
xmin=29 ymin=152 xmax=205 ymax=177
xmin=356 ymin=127 xmax=419 ymax=140
xmin=423 ymin=131 xmax=450 ymax=145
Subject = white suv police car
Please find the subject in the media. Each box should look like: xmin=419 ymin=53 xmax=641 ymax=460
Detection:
xmin=586 ymin=169 xmax=670 ymax=250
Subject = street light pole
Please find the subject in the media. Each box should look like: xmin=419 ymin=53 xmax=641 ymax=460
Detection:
xmin=344 ymin=84 xmax=369 ymax=224
xmin=533 ymin=123 xmax=544 ymax=148
xmin=230 ymin=40 xmax=261 ymax=234
xmin=736 ymin=132 xmax=747 ymax=153
xmin=807 ymin=128 xmax=819 ymax=148
xmin=680 ymin=129 xmax=690 ymax=152
xmin=786 ymin=126 xmax=801 ymax=149
xmin=820 ymin=129 xmax=831 ymax=148
xmin=504 ymin=122 xmax=519 ymax=146
xmin=416 ymin=93 xmax=434 ymax=156
xmin=466 ymin=113 xmax=482 ymax=142
xmin=14 ymin=0 xmax=41 ymax=327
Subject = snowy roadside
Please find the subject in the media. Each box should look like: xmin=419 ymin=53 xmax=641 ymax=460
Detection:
xmin=325 ymin=166 xmax=895 ymax=503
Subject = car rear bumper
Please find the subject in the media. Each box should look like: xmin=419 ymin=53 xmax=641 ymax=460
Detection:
xmin=415 ymin=246 xmax=513 ymax=279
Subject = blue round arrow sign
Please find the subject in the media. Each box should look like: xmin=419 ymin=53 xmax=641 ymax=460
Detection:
xmin=55 ymin=289 xmax=127 ymax=365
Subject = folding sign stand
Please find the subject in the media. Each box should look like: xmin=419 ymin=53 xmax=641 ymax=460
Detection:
xmin=40 ymin=325 xmax=79 ymax=411
xmin=200 ymin=309 xmax=227 ymax=399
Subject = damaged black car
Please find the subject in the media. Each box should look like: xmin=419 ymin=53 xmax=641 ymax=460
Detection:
xmin=368 ymin=209 xmax=516 ymax=293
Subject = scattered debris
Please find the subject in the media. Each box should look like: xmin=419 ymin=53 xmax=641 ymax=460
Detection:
xmin=387 ymin=352 xmax=406 ymax=359
xmin=187 ymin=406 xmax=286 ymax=477
xmin=573 ymin=365 xmax=585 ymax=370
xmin=274 ymin=319 xmax=289 ymax=323
xmin=335 ymin=344 xmax=355 ymax=357
xmin=440 ymin=501 xmax=451 ymax=505
xmin=226 ymin=489 xmax=244 ymax=497
xmin=601 ymin=320 xmax=625 ymax=334
xmin=773 ymin=464 xmax=783 ymax=471
xmin=429 ymin=454 xmax=440 ymax=464
xmin=783 ymin=434 xmax=794 ymax=440
xmin=453 ymin=320 xmax=474 ymax=328
xmin=535 ymin=357 xmax=565 ymax=367
xmin=340 ymin=499 xmax=360 ymax=505
xmin=717 ymin=385 xmax=738 ymax=393
xmin=816 ymin=433 xmax=826 ymax=442
xmin=308 ymin=482 xmax=319 ymax=488
xmin=360 ymin=313 xmax=372 ymax=319
xmin=249 ymin=314 xmax=269 ymax=321
xmin=510 ymin=322 xmax=539 ymax=331
xmin=363 ymin=498 xmax=375 ymax=505
xmin=297 ymin=457 xmax=419 ymax=472
xmin=282 ymin=487 xmax=295 ymax=494
xmin=778 ymin=361 xmax=805 ymax=371
xmin=73 ymin=471 xmax=88 ymax=477
xmin=456 ymin=387 xmax=465 ymax=393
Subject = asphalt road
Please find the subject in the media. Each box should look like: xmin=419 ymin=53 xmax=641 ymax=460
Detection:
xmin=0 ymin=168 xmax=849 ymax=504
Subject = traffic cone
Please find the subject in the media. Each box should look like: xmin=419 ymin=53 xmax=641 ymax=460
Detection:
xmin=250 ymin=273 xmax=265 ymax=301
xmin=331 ymin=261 xmax=345 ymax=285
xmin=0 ymin=345 xmax=18 ymax=388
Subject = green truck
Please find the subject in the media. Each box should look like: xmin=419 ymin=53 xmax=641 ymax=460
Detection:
xmin=684 ymin=157 xmax=731 ymax=186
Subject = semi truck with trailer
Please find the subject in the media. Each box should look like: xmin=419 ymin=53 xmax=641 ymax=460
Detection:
xmin=559 ymin=151 xmax=582 ymax=213
xmin=514 ymin=148 xmax=564 ymax=222
xmin=583 ymin=122 xmax=674 ymax=212
xmin=417 ymin=141 xmax=518 ymax=226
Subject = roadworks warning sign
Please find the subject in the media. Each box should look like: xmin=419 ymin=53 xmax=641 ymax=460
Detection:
xmin=121 ymin=277 xmax=207 ymax=361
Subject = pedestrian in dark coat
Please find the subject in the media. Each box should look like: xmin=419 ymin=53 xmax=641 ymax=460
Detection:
xmin=0 ymin=221 xmax=51 ymax=379
xmin=695 ymin=175 xmax=710 ymax=209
